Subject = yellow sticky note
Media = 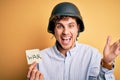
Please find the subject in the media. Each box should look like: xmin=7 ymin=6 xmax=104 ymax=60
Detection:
xmin=25 ymin=49 xmax=42 ymax=64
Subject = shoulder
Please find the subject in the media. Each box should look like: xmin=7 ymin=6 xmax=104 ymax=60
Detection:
xmin=40 ymin=46 xmax=53 ymax=54
xmin=76 ymin=42 xmax=101 ymax=57
xmin=39 ymin=46 xmax=57 ymax=58
xmin=77 ymin=42 xmax=98 ymax=51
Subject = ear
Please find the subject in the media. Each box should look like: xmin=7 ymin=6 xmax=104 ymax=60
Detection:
xmin=77 ymin=24 xmax=80 ymax=32
xmin=77 ymin=24 xmax=80 ymax=37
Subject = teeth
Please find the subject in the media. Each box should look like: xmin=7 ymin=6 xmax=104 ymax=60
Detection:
xmin=62 ymin=37 xmax=70 ymax=40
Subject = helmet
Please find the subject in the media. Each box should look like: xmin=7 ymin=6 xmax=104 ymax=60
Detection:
xmin=48 ymin=2 xmax=84 ymax=34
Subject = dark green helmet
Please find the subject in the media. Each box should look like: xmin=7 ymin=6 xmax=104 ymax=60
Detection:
xmin=48 ymin=2 xmax=84 ymax=34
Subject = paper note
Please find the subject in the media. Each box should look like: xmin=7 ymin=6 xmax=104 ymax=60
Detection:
xmin=25 ymin=49 xmax=42 ymax=64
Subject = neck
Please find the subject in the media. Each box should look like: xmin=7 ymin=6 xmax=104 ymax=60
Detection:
xmin=56 ymin=41 xmax=75 ymax=57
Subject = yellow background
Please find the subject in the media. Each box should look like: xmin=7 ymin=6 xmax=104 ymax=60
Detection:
xmin=0 ymin=0 xmax=120 ymax=80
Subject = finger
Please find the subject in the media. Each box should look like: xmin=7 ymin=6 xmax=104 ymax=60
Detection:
xmin=27 ymin=62 xmax=37 ymax=78
xmin=34 ymin=71 xmax=41 ymax=80
xmin=113 ymin=39 xmax=120 ymax=55
xmin=30 ymin=68 xmax=38 ymax=80
xmin=117 ymin=39 xmax=120 ymax=46
xmin=118 ymin=39 xmax=120 ymax=46
xmin=106 ymin=36 xmax=112 ymax=46
xmin=112 ymin=39 xmax=120 ymax=47
xmin=40 ymin=73 xmax=44 ymax=80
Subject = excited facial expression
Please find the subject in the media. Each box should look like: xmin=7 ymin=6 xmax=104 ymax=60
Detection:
xmin=54 ymin=17 xmax=79 ymax=51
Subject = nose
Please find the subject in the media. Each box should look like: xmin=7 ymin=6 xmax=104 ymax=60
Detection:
xmin=62 ymin=27 xmax=69 ymax=35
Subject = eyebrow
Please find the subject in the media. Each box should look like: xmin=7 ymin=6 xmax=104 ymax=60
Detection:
xmin=56 ymin=22 xmax=76 ymax=25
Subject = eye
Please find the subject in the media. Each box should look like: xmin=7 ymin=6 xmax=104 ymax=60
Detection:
xmin=56 ymin=24 xmax=63 ymax=29
xmin=69 ymin=24 xmax=74 ymax=28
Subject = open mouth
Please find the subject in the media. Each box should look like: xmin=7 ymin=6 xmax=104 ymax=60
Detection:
xmin=61 ymin=36 xmax=71 ymax=44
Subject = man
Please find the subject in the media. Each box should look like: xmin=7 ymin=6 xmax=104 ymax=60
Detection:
xmin=27 ymin=2 xmax=120 ymax=80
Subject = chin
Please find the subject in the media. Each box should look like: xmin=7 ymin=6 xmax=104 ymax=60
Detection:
xmin=61 ymin=45 xmax=72 ymax=50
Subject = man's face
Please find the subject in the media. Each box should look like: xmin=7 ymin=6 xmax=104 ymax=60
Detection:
xmin=54 ymin=17 xmax=79 ymax=50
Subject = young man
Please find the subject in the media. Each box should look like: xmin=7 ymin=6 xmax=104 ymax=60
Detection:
xmin=27 ymin=2 xmax=120 ymax=80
